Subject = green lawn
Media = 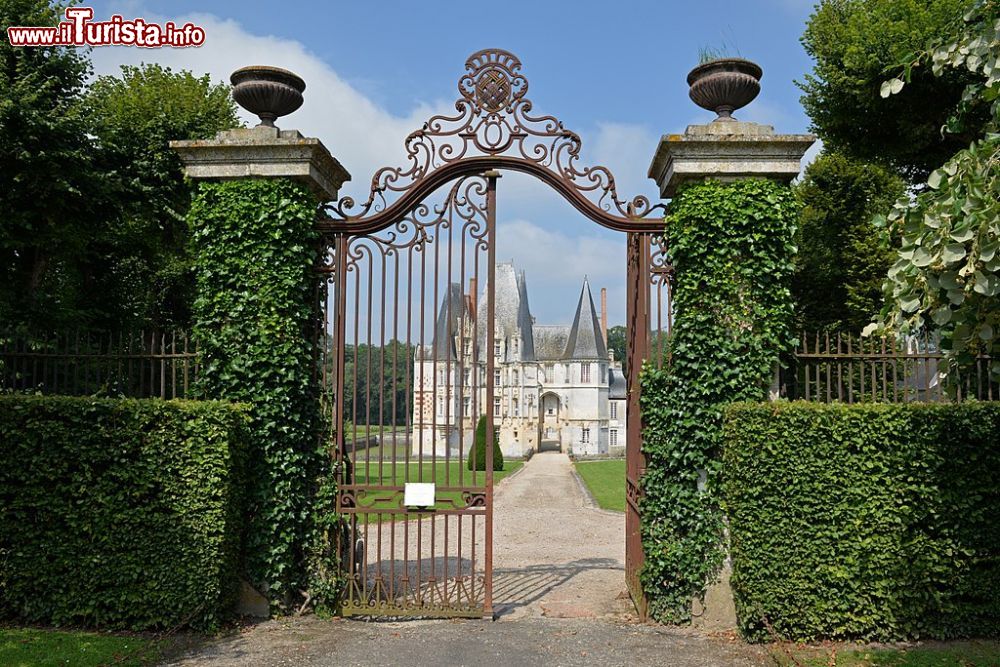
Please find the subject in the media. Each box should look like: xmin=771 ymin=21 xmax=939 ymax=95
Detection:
xmin=770 ymin=641 xmax=1000 ymax=666
xmin=574 ymin=459 xmax=626 ymax=512
xmin=0 ymin=628 xmax=158 ymax=667
xmin=351 ymin=459 xmax=523 ymax=520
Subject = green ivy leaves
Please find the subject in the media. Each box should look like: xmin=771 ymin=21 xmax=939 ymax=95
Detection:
xmin=639 ymin=180 xmax=798 ymax=623
xmin=876 ymin=2 xmax=1000 ymax=380
xmin=188 ymin=179 xmax=332 ymax=613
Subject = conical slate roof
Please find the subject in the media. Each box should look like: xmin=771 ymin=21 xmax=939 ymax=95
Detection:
xmin=562 ymin=277 xmax=607 ymax=360
xmin=431 ymin=282 xmax=470 ymax=360
xmin=477 ymin=262 xmax=535 ymax=362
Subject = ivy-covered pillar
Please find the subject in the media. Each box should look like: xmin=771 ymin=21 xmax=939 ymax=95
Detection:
xmin=170 ymin=69 xmax=350 ymax=615
xmin=640 ymin=61 xmax=814 ymax=627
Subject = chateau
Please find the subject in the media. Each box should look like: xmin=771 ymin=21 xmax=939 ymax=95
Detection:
xmin=412 ymin=262 xmax=627 ymax=458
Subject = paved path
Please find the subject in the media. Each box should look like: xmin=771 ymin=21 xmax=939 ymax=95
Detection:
xmin=492 ymin=451 xmax=629 ymax=619
xmin=164 ymin=453 xmax=767 ymax=665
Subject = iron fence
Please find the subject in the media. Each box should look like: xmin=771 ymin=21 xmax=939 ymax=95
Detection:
xmin=781 ymin=331 xmax=997 ymax=403
xmin=0 ymin=330 xmax=198 ymax=399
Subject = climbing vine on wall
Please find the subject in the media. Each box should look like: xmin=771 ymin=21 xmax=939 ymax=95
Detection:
xmin=188 ymin=179 xmax=337 ymax=612
xmin=639 ymin=179 xmax=799 ymax=623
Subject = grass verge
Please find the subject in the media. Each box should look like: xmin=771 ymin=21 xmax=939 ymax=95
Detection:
xmin=769 ymin=640 xmax=1000 ymax=666
xmin=350 ymin=460 xmax=523 ymax=521
xmin=573 ymin=459 xmax=625 ymax=512
xmin=0 ymin=627 xmax=158 ymax=667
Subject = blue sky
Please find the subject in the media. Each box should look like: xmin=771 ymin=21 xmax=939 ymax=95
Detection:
xmin=85 ymin=0 xmax=820 ymax=327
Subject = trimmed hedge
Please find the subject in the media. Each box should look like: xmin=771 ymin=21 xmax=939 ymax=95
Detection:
xmin=0 ymin=395 xmax=248 ymax=630
xmin=723 ymin=401 xmax=1000 ymax=642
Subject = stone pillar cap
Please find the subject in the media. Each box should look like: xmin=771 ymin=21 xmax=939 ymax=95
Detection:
xmin=170 ymin=126 xmax=351 ymax=201
xmin=648 ymin=119 xmax=815 ymax=199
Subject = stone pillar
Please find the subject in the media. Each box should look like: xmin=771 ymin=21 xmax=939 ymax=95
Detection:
xmin=170 ymin=70 xmax=350 ymax=615
xmin=645 ymin=62 xmax=814 ymax=631
xmin=648 ymin=119 xmax=814 ymax=198
xmin=170 ymin=125 xmax=348 ymax=201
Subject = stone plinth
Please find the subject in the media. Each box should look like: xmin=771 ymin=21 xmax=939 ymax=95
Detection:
xmin=170 ymin=126 xmax=350 ymax=201
xmin=648 ymin=120 xmax=815 ymax=198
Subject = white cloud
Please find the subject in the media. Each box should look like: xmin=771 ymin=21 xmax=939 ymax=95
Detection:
xmin=87 ymin=8 xmax=651 ymax=326
xmin=89 ymin=11 xmax=453 ymax=204
xmin=496 ymin=219 xmax=626 ymax=326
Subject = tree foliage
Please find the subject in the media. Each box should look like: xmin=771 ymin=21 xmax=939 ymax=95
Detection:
xmin=606 ymin=325 xmax=626 ymax=374
xmin=800 ymin=0 xmax=987 ymax=182
xmin=0 ymin=0 xmax=102 ymax=329
xmin=340 ymin=340 xmax=415 ymax=426
xmin=875 ymin=2 xmax=1000 ymax=382
xmin=0 ymin=1 xmax=239 ymax=331
xmin=793 ymin=152 xmax=906 ymax=332
xmin=85 ymin=64 xmax=239 ymax=328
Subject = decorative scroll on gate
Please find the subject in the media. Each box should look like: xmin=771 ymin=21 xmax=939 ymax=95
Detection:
xmin=317 ymin=48 xmax=669 ymax=620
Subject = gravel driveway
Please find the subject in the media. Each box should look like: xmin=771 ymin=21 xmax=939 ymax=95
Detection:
xmin=164 ymin=452 xmax=767 ymax=666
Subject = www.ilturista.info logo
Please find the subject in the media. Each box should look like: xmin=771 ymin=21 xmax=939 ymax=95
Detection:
xmin=6 ymin=7 xmax=205 ymax=48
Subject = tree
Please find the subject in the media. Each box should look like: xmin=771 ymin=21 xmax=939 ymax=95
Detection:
xmin=467 ymin=415 xmax=503 ymax=472
xmin=0 ymin=0 xmax=105 ymax=330
xmin=85 ymin=64 xmax=239 ymax=328
xmin=875 ymin=1 xmax=1000 ymax=381
xmin=793 ymin=152 xmax=906 ymax=332
xmin=800 ymin=0 xmax=989 ymax=182
xmin=606 ymin=325 xmax=626 ymax=373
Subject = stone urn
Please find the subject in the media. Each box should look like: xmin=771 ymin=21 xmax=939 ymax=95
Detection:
xmin=687 ymin=58 xmax=762 ymax=121
xmin=230 ymin=65 xmax=306 ymax=127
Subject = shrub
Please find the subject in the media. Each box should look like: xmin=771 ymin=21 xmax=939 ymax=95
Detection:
xmin=467 ymin=415 xmax=503 ymax=471
xmin=0 ymin=395 xmax=248 ymax=631
xmin=723 ymin=401 xmax=1000 ymax=642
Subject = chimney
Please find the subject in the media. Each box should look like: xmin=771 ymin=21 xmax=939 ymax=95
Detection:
xmin=468 ymin=277 xmax=477 ymax=315
xmin=600 ymin=288 xmax=608 ymax=346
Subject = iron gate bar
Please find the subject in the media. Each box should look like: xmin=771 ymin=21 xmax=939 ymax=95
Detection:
xmin=320 ymin=48 xmax=671 ymax=620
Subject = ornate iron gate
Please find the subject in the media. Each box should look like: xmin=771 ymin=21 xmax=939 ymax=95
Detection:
xmin=318 ymin=49 xmax=670 ymax=619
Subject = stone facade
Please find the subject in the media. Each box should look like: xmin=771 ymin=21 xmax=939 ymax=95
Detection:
xmin=411 ymin=263 xmax=626 ymax=459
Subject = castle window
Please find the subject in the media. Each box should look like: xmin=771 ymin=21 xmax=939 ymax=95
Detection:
xmin=581 ymin=427 xmax=590 ymax=444
xmin=513 ymin=399 xmax=519 ymax=416
xmin=464 ymin=339 xmax=471 ymax=355
xmin=495 ymin=426 xmax=500 ymax=441
xmin=495 ymin=341 xmax=501 ymax=357
xmin=462 ymin=396 xmax=470 ymax=417
xmin=610 ymin=402 xmax=618 ymax=419
xmin=463 ymin=368 xmax=470 ymax=386
xmin=494 ymin=369 xmax=501 ymax=386
xmin=494 ymin=397 xmax=501 ymax=417
xmin=581 ymin=363 xmax=591 ymax=383
xmin=610 ymin=429 xmax=618 ymax=447
xmin=545 ymin=364 xmax=554 ymax=381
xmin=512 ymin=369 xmax=519 ymax=384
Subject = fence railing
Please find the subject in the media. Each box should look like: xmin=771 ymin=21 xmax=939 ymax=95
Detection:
xmin=781 ymin=331 xmax=997 ymax=403
xmin=0 ymin=330 xmax=198 ymax=399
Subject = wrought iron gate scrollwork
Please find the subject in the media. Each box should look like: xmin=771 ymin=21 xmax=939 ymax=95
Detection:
xmin=318 ymin=48 xmax=671 ymax=621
